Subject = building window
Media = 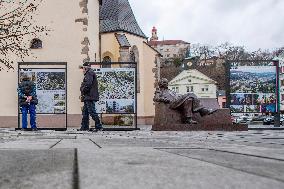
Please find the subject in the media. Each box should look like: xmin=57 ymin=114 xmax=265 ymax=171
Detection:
xmin=102 ymin=56 xmax=111 ymax=68
xmin=222 ymin=102 xmax=226 ymax=108
xmin=202 ymin=86 xmax=209 ymax=92
xmin=281 ymin=80 xmax=284 ymax=86
xmin=172 ymin=87 xmax=179 ymax=93
xmin=205 ymin=85 xmax=209 ymax=91
xmin=30 ymin=38 xmax=42 ymax=49
xmin=187 ymin=86 xmax=193 ymax=92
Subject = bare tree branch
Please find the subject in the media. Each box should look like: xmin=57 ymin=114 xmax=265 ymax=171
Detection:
xmin=0 ymin=0 xmax=47 ymax=71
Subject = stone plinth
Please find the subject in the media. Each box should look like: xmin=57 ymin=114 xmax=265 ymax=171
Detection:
xmin=153 ymin=102 xmax=248 ymax=131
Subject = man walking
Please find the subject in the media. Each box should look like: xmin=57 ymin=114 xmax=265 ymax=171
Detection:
xmin=79 ymin=62 xmax=103 ymax=131
xmin=18 ymin=74 xmax=38 ymax=131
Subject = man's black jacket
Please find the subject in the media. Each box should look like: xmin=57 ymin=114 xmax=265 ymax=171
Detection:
xmin=80 ymin=68 xmax=99 ymax=101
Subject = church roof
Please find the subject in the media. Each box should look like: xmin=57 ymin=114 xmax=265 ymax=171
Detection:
xmin=100 ymin=0 xmax=147 ymax=38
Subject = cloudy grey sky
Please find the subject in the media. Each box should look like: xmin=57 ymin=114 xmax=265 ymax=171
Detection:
xmin=128 ymin=0 xmax=284 ymax=50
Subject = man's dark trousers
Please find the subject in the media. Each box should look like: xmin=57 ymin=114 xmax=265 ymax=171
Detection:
xmin=81 ymin=101 xmax=102 ymax=130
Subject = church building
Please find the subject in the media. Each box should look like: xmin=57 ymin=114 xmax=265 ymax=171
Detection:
xmin=0 ymin=0 xmax=160 ymax=127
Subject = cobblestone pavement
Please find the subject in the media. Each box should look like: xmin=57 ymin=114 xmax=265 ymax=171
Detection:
xmin=0 ymin=127 xmax=284 ymax=189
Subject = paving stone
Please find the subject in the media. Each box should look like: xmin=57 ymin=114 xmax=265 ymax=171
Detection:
xmin=0 ymin=149 xmax=76 ymax=189
xmin=0 ymin=128 xmax=283 ymax=188
xmin=157 ymin=148 xmax=284 ymax=182
xmin=77 ymin=147 xmax=284 ymax=189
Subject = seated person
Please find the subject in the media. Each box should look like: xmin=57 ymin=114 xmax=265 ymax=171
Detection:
xmin=154 ymin=78 xmax=216 ymax=124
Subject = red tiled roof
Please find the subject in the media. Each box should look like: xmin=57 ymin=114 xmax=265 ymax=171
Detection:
xmin=148 ymin=40 xmax=190 ymax=46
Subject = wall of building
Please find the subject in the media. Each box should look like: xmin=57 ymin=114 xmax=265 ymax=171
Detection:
xmin=142 ymin=43 xmax=156 ymax=118
xmin=170 ymin=82 xmax=217 ymax=98
xmin=100 ymin=33 xmax=120 ymax=61
xmin=218 ymin=96 xmax=227 ymax=108
xmin=169 ymin=70 xmax=217 ymax=98
xmin=0 ymin=0 xmax=100 ymax=127
xmin=88 ymin=0 xmax=100 ymax=62
xmin=156 ymin=43 xmax=190 ymax=59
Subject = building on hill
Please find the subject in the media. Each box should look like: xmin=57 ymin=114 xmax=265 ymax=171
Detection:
xmin=185 ymin=57 xmax=227 ymax=90
xmin=168 ymin=69 xmax=217 ymax=99
xmin=0 ymin=0 xmax=161 ymax=127
xmin=150 ymin=26 xmax=158 ymax=41
xmin=148 ymin=27 xmax=190 ymax=59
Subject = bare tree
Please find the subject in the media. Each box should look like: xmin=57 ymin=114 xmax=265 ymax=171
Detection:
xmin=0 ymin=0 xmax=47 ymax=71
xmin=186 ymin=43 xmax=282 ymax=89
xmin=190 ymin=42 xmax=277 ymax=65
xmin=190 ymin=43 xmax=216 ymax=61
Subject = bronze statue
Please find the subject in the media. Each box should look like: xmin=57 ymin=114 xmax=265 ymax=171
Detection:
xmin=154 ymin=78 xmax=216 ymax=124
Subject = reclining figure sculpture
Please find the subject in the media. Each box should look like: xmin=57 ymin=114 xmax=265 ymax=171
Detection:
xmin=153 ymin=78 xmax=216 ymax=124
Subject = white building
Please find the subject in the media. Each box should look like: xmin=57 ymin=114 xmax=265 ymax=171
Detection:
xmin=148 ymin=27 xmax=190 ymax=59
xmin=169 ymin=69 xmax=217 ymax=98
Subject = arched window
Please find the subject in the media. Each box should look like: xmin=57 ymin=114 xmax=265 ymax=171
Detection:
xmin=30 ymin=38 xmax=42 ymax=49
xmin=102 ymin=56 xmax=111 ymax=68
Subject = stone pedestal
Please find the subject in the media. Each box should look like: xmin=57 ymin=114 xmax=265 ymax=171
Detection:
xmin=153 ymin=103 xmax=248 ymax=131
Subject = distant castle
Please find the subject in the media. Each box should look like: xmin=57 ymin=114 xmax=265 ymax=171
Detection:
xmin=148 ymin=26 xmax=190 ymax=59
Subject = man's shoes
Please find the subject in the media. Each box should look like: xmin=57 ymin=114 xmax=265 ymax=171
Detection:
xmin=32 ymin=128 xmax=38 ymax=131
xmin=93 ymin=126 xmax=103 ymax=132
xmin=77 ymin=128 xmax=89 ymax=131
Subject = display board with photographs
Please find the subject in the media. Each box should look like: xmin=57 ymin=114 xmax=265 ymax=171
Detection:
xmin=229 ymin=63 xmax=277 ymax=113
xmin=279 ymin=57 xmax=284 ymax=111
xmin=19 ymin=69 xmax=66 ymax=114
xmin=93 ymin=68 xmax=136 ymax=114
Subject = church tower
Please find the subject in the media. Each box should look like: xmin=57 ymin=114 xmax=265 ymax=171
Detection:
xmin=150 ymin=26 xmax=158 ymax=41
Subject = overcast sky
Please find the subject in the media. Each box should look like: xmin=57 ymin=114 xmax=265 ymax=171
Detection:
xmin=128 ymin=0 xmax=284 ymax=51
